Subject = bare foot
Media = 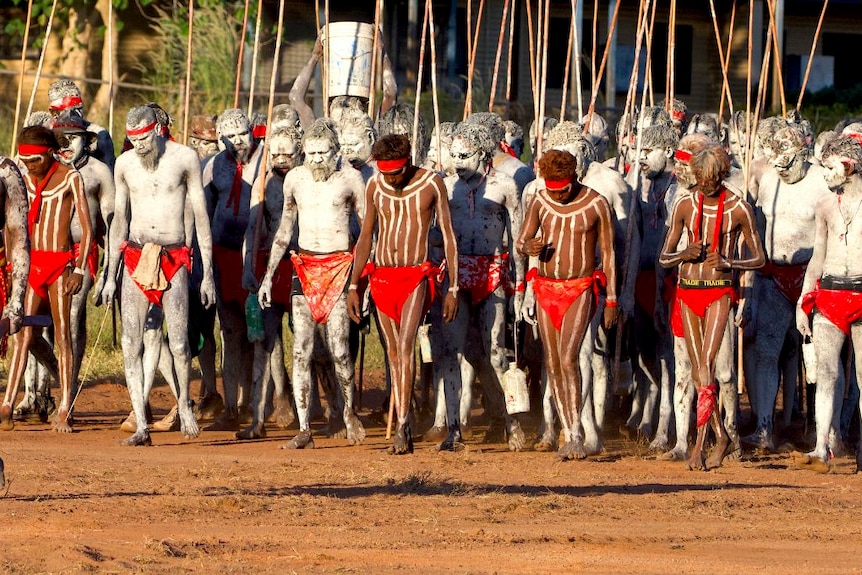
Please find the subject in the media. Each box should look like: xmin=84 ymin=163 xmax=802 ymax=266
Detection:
xmin=52 ymin=409 xmax=73 ymax=433
xmin=741 ymin=430 xmax=774 ymax=455
xmin=282 ymin=430 xmax=315 ymax=450
xmin=120 ymin=411 xmax=137 ymax=433
xmin=179 ymin=404 xmax=200 ymax=439
xmin=687 ymin=449 xmax=707 ymax=471
xmin=204 ymin=412 xmax=239 ymax=432
xmin=618 ymin=424 xmax=635 ymax=441
xmin=421 ymin=425 xmax=447 ymax=443
xmin=326 ymin=414 xmax=347 ymax=439
xmin=649 ymin=435 xmax=670 ymax=453
xmin=270 ymin=395 xmax=295 ymax=429
xmin=461 ymin=424 xmax=473 ymax=441
xmin=556 ymin=439 xmax=587 ymax=461
xmin=438 ymin=425 xmax=465 ymax=452
xmin=194 ymin=393 xmax=225 ymax=421
xmin=236 ymin=424 xmax=266 ymax=440
xmin=483 ymin=418 xmax=506 ymax=444
xmin=533 ymin=429 xmax=558 ymax=452
xmin=792 ymin=452 xmax=830 ymax=473
xmin=345 ymin=413 xmax=366 ymax=446
xmin=658 ymin=447 xmax=687 ymax=461
xmin=389 ymin=423 xmax=414 ymax=455
xmin=706 ymin=434 xmax=736 ymax=469
xmin=507 ymin=419 xmax=526 ymax=452
xmin=0 ymin=405 xmax=15 ymax=431
xmin=151 ymin=406 xmax=180 ymax=432
xmin=121 ymin=429 xmax=152 ymax=446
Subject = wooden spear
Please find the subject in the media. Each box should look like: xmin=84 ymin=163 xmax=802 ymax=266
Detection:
xmin=560 ymin=0 xmax=575 ymax=121
xmin=182 ymin=1 xmax=195 ymax=145
xmin=708 ymin=0 xmax=735 ymax=120
xmin=537 ymin=0 xmax=551 ymax=158
xmin=504 ymin=0 xmax=516 ymax=113
xmin=369 ymin=0 xmax=383 ymax=116
xmin=584 ymin=0 xmax=622 ymax=134
xmin=464 ymin=0 xmax=486 ymax=120
xmin=644 ymin=0 xmax=658 ymax=107
xmin=591 ymin=0 xmax=598 ymax=95
xmin=108 ymin=0 xmax=114 ymax=138
xmin=233 ymin=0 xmax=251 ymax=109
xmin=489 ymin=0 xmax=511 ymax=112
xmin=717 ymin=0 xmax=738 ymax=122
xmin=796 ymin=0 xmax=829 ymax=112
xmin=610 ymin=0 xmax=647 ymax=171
xmin=666 ymin=0 xmax=675 ymax=110
xmin=324 ymin=0 xmax=330 ymax=116
xmin=11 ymin=0 xmax=34 ymax=153
xmin=429 ymin=0 xmax=442 ymax=174
xmin=572 ymin=0 xmax=583 ymax=119
xmin=246 ymin=0 xmax=264 ymax=117
xmin=764 ymin=0 xmax=787 ymax=116
xmin=525 ymin=0 xmax=538 ymax=123
xmin=25 ymin=0 xmax=58 ymax=123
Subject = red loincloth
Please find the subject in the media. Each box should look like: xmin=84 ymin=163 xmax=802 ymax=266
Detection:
xmin=255 ymin=251 xmax=292 ymax=309
xmin=212 ymin=245 xmax=246 ymax=305
xmin=73 ymin=239 xmax=100 ymax=279
xmin=696 ymin=382 xmax=719 ymax=427
xmin=759 ymin=262 xmax=807 ymax=304
xmin=459 ymin=254 xmax=509 ymax=305
xmin=369 ymin=262 xmax=438 ymax=326
xmin=672 ymin=284 xmax=736 ymax=338
xmin=801 ymin=282 xmax=862 ymax=336
xmin=122 ymin=242 xmax=191 ymax=305
xmin=29 ymin=250 xmax=74 ymax=299
xmin=530 ymin=268 xmax=607 ymax=332
xmin=291 ymin=251 xmax=353 ymax=324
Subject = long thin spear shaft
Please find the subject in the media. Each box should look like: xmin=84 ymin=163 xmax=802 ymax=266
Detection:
xmin=644 ymin=0 xmax=657 ymax=107
xmin=537 ymin=0 xmax=551 ymax=156
xmin=108 ymin=0 xmax=114 ymax=137
xmin=752 ymin=29 xmax=773 ymax=145
xmin=11 ymin=0 xmax=34 ymax=153
xmin=666 ymin=0 xmax=675 ymax=109
xmin=591 ymin=0 xmax=598 ymax=94
xmin=246 ymin=0 xmax=264 ymax=117
xmin=324 ymin=0 xmax=330 ymax=115
xmin=744 ymin=0 xmax=754 ymax=195
xmin=573 ymin=0 xmax=583 ymax=118
xmin=717 ymin=0 xmax=737 ymax=121
xmin=489 ymin=0 xmax=511 ymax=111
xmin=429 ymin=0 xmax=442 ymax=169
xmin=533 ymin=0 xmax=544 ymax=155
xmin=411 ymin=0 xmax=430 ymax=166
xmin=560 ymin=0 xmax=575 ymax=121
xmin=764 ymin=0 xmax=786 ymax=116
xmin=369 ymin=0 xmax=383 ymax=115
xmin=797 ymin=0 xmax=829 ymax=111
xmin=709 ymin=0 xmax=735 ymax=120
xmin=464 ymin=0 xmax=486 ymax=119
xmin=182 ymin=1 xmax=195 ymax=145
xmin=25 ymin=0 xmax=58 ymax=122
xmin=584 ymin=0 xmax=623 ymax=133
xmin=233 ymin=0 xmax=251 ymax=109
xmin=504 ymin=0 xmax=516 ymax=112
xmin=526 ymin=0 xmax=538 ymax=119
xmin=613 ymin=0 xmax=647 ymax=173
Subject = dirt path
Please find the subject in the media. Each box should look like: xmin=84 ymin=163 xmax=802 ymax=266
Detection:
xmin=0 ymin=380 xmax=860 ymax=575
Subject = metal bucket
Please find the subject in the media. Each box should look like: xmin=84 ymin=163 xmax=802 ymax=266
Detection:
xmin=321 ymin=22 xmax=376 ymax=99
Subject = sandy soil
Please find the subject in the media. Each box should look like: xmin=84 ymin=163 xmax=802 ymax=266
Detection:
xmin=0 ymin=376 xmax=860 ymax=575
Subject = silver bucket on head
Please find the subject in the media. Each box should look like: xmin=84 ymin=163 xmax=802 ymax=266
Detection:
xmin=321 ymin=22 xmax=376 ymax=99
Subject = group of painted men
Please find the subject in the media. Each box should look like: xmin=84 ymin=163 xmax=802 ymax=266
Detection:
xmin=1 ymin=74 xmax=861 ymax=474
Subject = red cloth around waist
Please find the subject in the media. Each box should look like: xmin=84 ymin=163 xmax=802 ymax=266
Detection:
xmin=369 ymin=262 xmax=437 ymax=327
xmin=291 ymin=251 xmax=353 ymax=324
xmin=212 ymin=244 xmax=246 ymax=304
xmin=530 ymin=269 xmax=606 ymax=332
xmin=459 ymin=253 xmax=508 ymax=304
xmin=122 ymin=242 xmax=191 ymax=305
xmin=760 ymin=262 xmax=807 ymax=304
xmin=73 ymin=239 xmax=100 ymax=279
xmin=801 ymin=282 xmax=862 ymax=336
xmin=29 ymin=250 xmax=74 ymax=299
xmin=672 ymin=284 xmax=736 ymax=338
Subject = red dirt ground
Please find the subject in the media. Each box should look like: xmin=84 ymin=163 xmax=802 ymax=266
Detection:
xmin=1 ymin=376 xmax=860 ymax=575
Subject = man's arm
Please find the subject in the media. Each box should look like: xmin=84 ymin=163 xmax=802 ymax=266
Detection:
xmin=1 ymin=160 xmax=29 ymax=333
xmin=502 ymin=176 xmax=525 ymax=321
xmin=718 ymin=202 xmax=765 ymax=271
xmin=658 ymin=200 xmax=700 ymax=269
xmin=101 ymin=164 xmax=130 ymax=305
xmin=289 ymin=38 xmax=323 ymax=130
xmin=186 ymin=151 xmax=216 ymax=307
xmin=348 ymin=181 xmax=378 ymax=323
xmin=67 ymin=173 xmax=93 ymax=296
xmin=259 ymin=175 xmax=298 ymax=307
xmin=797 ymin=200 xmax=828 ymax=337
xmin=431 ymin=174 xmax=459 ymax=322
xmin=242 ymin=174 xmax=267 ymax=293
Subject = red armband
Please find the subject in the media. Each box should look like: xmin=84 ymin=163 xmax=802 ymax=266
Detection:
xmin=605 ymin=300 xmax=618 ymax=308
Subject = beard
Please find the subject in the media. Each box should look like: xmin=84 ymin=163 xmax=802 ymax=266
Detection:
xmin=137 ymin=138 xmax=165 ymax=171
xmin=307 ymin=158 xmax=336 ymax=182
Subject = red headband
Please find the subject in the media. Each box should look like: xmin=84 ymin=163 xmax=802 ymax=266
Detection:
xmin=377 ymin=156 xmax=409 ymax=173
xmin=252 ymin=125 xmax=266 ymax=139
xmin=845 ymin=132 xmax=862 ymax=146
xmin=126 ymin=121 xmax=158 ymax=136
xmin=545 ymin=177 xmax=572 ymax=190
xmin=674 ymin=149 xmax=692 ymax=162
xmin=49 ymin=95 xmax=83 ymax=112
xmin=17 ymin=144 xmax=52 ymax=156
xmin=672 ymin=110 xmax=686 ymax=121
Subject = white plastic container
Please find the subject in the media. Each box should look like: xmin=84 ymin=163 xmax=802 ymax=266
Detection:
xmin=502 ymin=362 xmax=530 ymax=415
xmin=321 ymin=22 xmax=376 ymax=99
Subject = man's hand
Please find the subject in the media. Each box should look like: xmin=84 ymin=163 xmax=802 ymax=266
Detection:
xmin=796 ymin=306 xmax=812 ymax=338
xmin=442 ymin=292 xmax=459 ymax=323
xmin=519 ymin=237 xmax=546 ymax=257
xmin=100 ymin=278 xmax=117 ymax=307
xmin=512 ymin=291 xmax=525 ymax=323
xmin=64 ymin=269 xmax=84 ymax=296
xmin=92 ymin=272 xmax=106 ymax=306
xmin=603 ymin=304 xmax=618 ymax=330
xmin=347 ymin=289 xmax=362 ymax=323
xmin=521 ymin=285 xmax=537 ymax=325
xmin=258 ymin=275 xmax=273 ymax=308
xmin=242 ymin=267 xmax=260 ymax=294
xmin=200 ymin=273 xmax=216 ymax=309
xmin=705 ymin=251 xmax=731 ymax=271
xmin=680 ymin=241 xmax=704 ymax=262
xmin=3 ymin=300 xmax=23 ymax=335
xmin=735 ymin=298 xmax=751 ymax=328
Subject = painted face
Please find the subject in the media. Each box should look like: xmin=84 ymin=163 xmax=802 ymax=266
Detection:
xmin=219 ymin=119 xmax=253 ymax=163
xmin=304 ymin=137 xmax=337 ymax=182
xmin=190 ymin=137 xmax=219 ymax=160
xmin=822 ymin=156 xmax=851 ymax=190
xmin=339 ymin=129 xmax=372 ymax=167
xmin=269 ymin=135 xmax=300 ymax=172
xmin=450 ymin=136 xmax=483 ymax=178
xmin=20 ymin=152 xmax=54 ymax=179
xmin=427 ymin=134 xmax=454 ymax=175
xmin=128 ymin=125 xmax=158 ymax=159
xmin=639 ymin=146 xmax=670 ymax=178
xmin=56 ymin=133 xmax=87 ymax=166
xmin=727 ymin=127 xmax=746 ymax=163
xmin=545 ymin=183 xmax=577 ymax=204
xmin=771 ymin=131 xmax=807 ymax=184
xmin=693 ymin=172 xmax=723 ymax=198
xmin=674 ymin=152 xmax=696 ymax=189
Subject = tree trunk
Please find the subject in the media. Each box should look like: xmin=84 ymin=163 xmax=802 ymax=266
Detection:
xmin=89 ymin=0 xmax=117 ymax=124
